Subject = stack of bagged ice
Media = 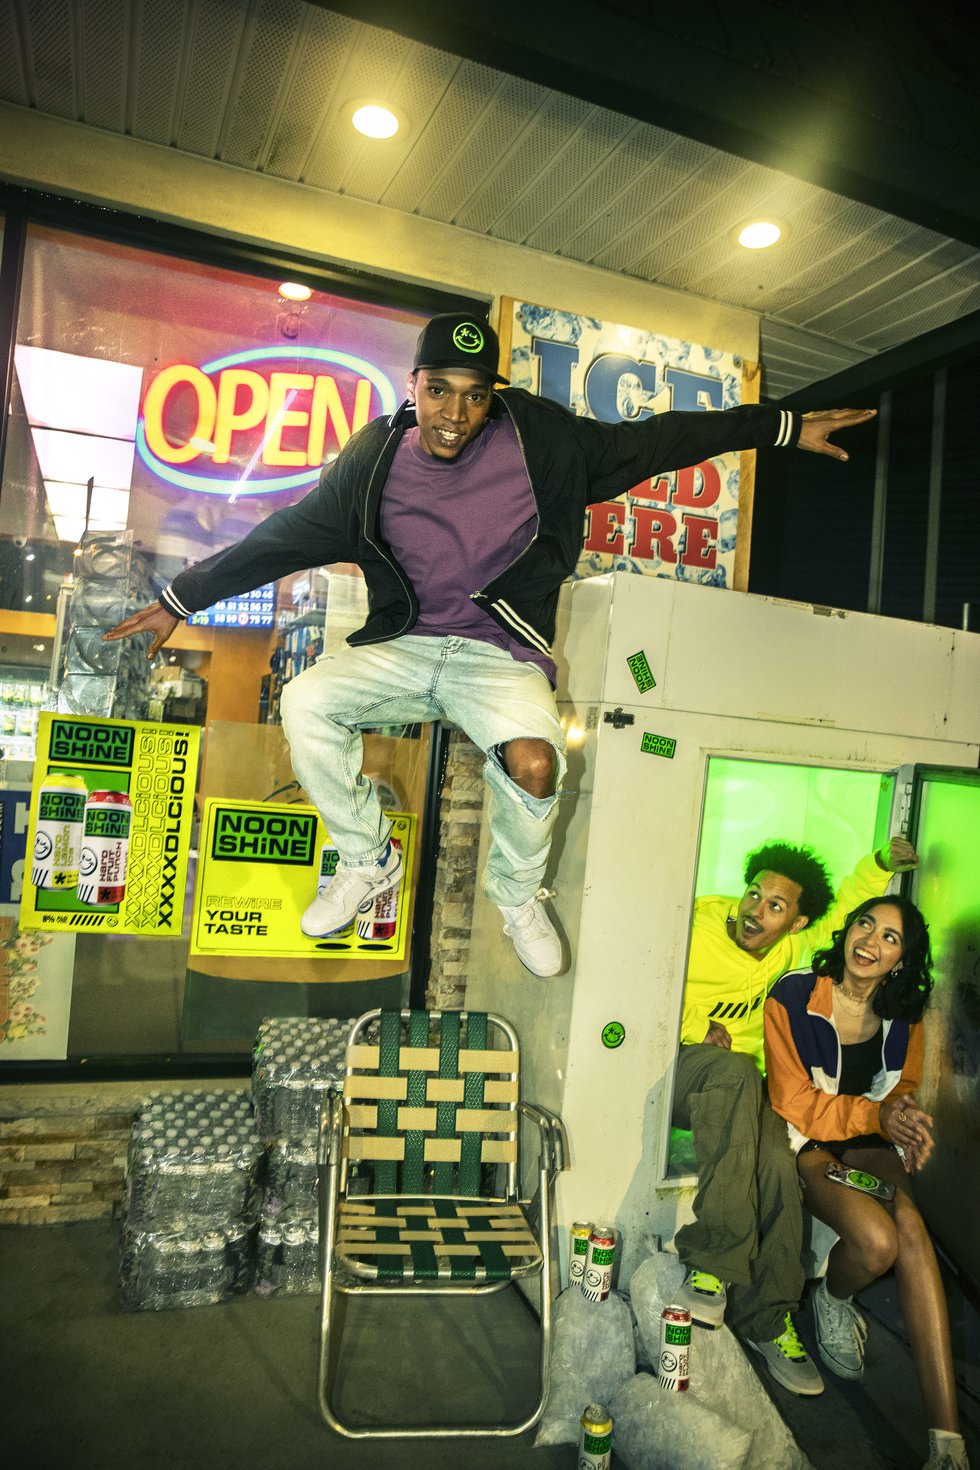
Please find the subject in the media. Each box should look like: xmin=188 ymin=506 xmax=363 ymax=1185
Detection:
xmin=119 ymin=1089 xmax=263 ymax=1311
xmin=251 ymin=1016 xmax=354 ymax=1297
xmin=535 ymin=1248 xmax=814 ymax=1469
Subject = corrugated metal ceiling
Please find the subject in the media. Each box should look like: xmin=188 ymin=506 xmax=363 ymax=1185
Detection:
xmin=2 ymin=0 xmax=978 ymax=398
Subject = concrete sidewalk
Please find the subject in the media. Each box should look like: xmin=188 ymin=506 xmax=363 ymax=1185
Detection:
xmin=1 ymin=1222 xmax=977 ymax=1469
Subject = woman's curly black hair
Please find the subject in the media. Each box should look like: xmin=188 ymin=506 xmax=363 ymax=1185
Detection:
xmin=812 ymin=894 xmax=934 ymax=1022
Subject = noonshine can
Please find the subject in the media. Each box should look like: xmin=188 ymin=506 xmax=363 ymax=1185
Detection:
xmin=32 ymin=774 xmax=88 ymax=890
xmin=569 ymin=1220 xmax=593 ymax=1290
xmin=354 ymin=839 xmax=402 ymax=941
xmin=578 ymin=1403 xmax=613 ymax=1470
xmin=316 ymin=844 xmax=340 ymax=894
xmin=659 ymin=1304 xmax=691 ymax=1391
xmin=77 ymin=790 xmax=133 ymax=905
xmin=581 ymin=1226 xmax=616 ymax=1303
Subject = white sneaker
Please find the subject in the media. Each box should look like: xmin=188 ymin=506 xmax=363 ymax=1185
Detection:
xmin=746 ymin=1313 xmax=825 ymax=1396
xmin=499 ymin=888 xmax=564 ymax=977
xmin=300 ymin=841 xmax=403 ymax=938
xmin=923 ymin=1430 xmax=970 ymax=1470
xmin=812 ymin=1277 xmax=867 ymax=1381
xmin=676 ymin=1268 xmax=728 ymax=1329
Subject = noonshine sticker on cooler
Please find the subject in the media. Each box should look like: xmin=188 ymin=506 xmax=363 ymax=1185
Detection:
xmin=640 ymin=731 xmax=677 ymax=759
xmin=626 ymin=650 xmax=656 ymax=693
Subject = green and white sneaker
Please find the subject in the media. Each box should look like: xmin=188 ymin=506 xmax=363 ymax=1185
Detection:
xmin=746 ymin=1312 xmax=825 ymax=1396
xmin=677 ymin=1268 xmax=728 ymax=1329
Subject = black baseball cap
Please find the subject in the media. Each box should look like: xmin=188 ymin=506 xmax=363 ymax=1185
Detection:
xmin=412 ymin=313 xmax=509 ymax=384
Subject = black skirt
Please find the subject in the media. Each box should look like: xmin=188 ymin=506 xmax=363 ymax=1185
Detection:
xmin=799 ymin=1132 xmax=896 ymax=1160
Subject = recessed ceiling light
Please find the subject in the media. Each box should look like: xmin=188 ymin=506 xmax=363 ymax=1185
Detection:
xmin=737 ymin=220 xmax=783 ymax=250
xmin=351 ymin=103 xmax=400 ymax=140
xmin=278 ymin=282 xmax=312 ymax=303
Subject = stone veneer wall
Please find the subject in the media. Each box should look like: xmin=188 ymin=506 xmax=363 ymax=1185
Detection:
xmin=425 ymin=730 xmax=485 ymax=1011
xmin=0 ymin=1080 xmax=247 ymax=1225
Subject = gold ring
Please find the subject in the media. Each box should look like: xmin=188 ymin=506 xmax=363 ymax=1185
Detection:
xmin=899 ymin=1110 xmax=908 ymax=1123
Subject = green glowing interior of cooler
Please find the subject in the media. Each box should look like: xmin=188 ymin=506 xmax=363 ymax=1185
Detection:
xmin=906 ymin=773 xmax=980 ymax=1289
xmin=667 ymin=757 xmax=896 ymax=1177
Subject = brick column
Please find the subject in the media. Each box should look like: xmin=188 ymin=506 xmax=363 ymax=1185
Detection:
xmin=425 ymin=732 xmax=484 ymax=1011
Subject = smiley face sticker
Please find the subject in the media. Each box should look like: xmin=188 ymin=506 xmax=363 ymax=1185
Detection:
xmin=601 ymin=1020 xmax=626 ymax=1049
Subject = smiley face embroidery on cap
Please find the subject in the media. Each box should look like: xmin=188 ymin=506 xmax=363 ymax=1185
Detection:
xmin=452 ymin=322 xmax=485 ymax=354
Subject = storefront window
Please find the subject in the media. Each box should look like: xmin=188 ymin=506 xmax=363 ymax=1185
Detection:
xmin=0 ymin=215 xmax=452 ymax=1067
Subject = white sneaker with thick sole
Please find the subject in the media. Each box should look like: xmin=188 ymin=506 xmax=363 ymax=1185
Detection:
xmin=676 ymin=1268 xmax=729 ymax=1329
xmin=499 ymin=887 xmax=564 ymax=977
xmin=812 ymin=1277 xmax=867 ymax=1381
xmin=746 ymin=1312 xmax=825 ymax=1396
xmin=300 ymin=841 xmax=403 ymax=938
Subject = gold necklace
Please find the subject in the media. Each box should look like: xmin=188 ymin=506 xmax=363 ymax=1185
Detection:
xmin=838 ymin=983 xmax=872 ymax=1004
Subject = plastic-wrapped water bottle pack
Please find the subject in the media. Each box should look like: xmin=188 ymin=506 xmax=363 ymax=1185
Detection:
xmin=119 ymin=1019 xmax=361 ymax=1308
xmin=262 ymin=1137 xmax=318 ymax=1221
xmin=125 ymin=1089 xmax=263 ymax=1227
xmin=119 ymin=1219 xmax=256 ymax=1312
xmin=253 ymin=1217 xmax=320 ymax=1297
xmin=251 ymin=1016 xmax=353 ymax=1140
xmin=119 ymin=1089 xmax=264 ymax=1311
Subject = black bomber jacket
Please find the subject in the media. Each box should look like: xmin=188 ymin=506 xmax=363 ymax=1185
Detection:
xmin=160 ymin=389 xmax=801 ymax=657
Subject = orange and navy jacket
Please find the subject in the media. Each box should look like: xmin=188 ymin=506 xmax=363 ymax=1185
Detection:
xmin=764 ymin=968 xmax=923 ymax=1154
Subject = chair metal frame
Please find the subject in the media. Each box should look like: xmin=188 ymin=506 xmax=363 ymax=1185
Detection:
xmin=316 ymin=1007 xmax=567 ymax=1439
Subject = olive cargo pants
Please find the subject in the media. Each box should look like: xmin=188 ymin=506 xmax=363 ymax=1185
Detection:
xmin=672 ymin=1043 xmax=805 ymax=1340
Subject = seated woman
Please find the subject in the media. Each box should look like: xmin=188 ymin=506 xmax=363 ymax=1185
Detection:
xmin=764 ymin=895 xmax=969 ymax=1470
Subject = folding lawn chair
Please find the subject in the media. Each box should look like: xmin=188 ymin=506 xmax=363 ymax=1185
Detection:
xmin=316 ymin=1007 xmax=567 ymax=1439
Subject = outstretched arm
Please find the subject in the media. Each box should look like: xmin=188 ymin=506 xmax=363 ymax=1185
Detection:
xmin=104 ymin=603 xmax=178 ymax=658
xmin=795 ymin=408 xmax=876 ymax=461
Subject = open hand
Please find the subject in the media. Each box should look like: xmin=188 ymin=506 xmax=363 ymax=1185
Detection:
xmin=103 ymin=602 xmax=179 ymax=659
xmin=796 ymin=408 xmax=876 ymax=461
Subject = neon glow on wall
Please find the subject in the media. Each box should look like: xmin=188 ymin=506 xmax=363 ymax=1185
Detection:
xmin=135 ymin=347 xmax=398 ymax=496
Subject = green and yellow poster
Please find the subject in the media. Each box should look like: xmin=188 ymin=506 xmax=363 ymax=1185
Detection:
xmin=21 ymin=714 xmax=199 ymax=937
xmin=190 ymin=799 xmax=416 ymax=961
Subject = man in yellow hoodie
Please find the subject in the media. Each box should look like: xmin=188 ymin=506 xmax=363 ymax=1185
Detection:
xmin=672 ymin=834 xmax=917 ymax=1395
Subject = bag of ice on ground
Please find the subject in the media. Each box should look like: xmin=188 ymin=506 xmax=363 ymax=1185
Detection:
xmin=629 ymin=1251 xmax=814 ymax=1470
xmin=533 ymin=1286 xmax=635 ymax=1447
xmin=608 ymin=1373 xmax=752 ymax=1470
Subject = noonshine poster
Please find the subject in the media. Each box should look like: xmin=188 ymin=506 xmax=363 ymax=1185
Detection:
xmin=190 ymin=799 xmax=416 ymax=962
xmin=20 ymin=714 xmax=199 ymax=937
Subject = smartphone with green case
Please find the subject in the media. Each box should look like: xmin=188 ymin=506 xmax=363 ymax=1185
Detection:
xmin=825 ymin=1163 xmax=896 ymax=1202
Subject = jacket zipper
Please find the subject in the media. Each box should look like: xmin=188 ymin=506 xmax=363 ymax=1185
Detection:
xmin=355 ymin=416 xmax=418 ymax=643
xmin=468 ymin=397 xmax=553 ymax=655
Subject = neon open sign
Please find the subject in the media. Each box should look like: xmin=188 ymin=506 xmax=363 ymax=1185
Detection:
xmin=135 ymin=347 xmax=397 ymax=495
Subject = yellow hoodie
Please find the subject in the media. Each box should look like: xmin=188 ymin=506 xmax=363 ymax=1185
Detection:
xmin=679 ymin=852 xmax=891 ymax=1071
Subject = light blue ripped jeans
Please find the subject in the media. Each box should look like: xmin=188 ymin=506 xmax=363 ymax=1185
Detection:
xmin=279 ymin=635 xmax=567 ymax=908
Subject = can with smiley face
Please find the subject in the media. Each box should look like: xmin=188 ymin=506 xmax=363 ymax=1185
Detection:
xmin=578 ymin=1403 xmax=613 ymax=1469
xmin=658 ymin=1303 xmax=691 ymax=1391
xmin=32 ymin=774 xmax=87 ymax=890
xmin=77 ymin=790 xmax=132 ymax=905
xmin=581 ymin=1225 xmax=616 ymax=1303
